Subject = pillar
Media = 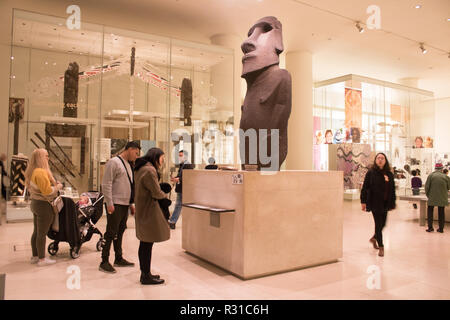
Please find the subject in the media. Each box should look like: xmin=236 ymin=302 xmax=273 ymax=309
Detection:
xmin=210 ymin=34 xmax=243 ymax=167
xmin=285 ymin=51 xmax=313 ymax=170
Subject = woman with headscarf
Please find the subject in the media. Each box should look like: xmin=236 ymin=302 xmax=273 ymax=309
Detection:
xmin=360 ymin=153 xmax=396 ymax=257
xmin=134 ymin=148 xmax=170 ymax=285
xmin=24 ymin=149 xmax=62 ymax=266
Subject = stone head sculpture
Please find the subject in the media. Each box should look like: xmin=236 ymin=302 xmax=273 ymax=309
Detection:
xmin=241 ymin=16 xmax=284 ymax=78
xmin=239 ymin=16 xmax=291 ymax=171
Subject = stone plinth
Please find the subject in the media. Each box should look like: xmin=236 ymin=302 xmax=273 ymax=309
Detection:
xmin=182 ymin=170 xmax=343 ymax=279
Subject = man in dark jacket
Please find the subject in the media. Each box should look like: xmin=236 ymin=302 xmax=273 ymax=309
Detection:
xmin=169 ymin=150 xmax=189 ymax=229
xmin=425 ymin=162 xmax=450 ymax=233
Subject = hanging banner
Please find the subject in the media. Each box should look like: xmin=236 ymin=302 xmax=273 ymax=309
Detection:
xmin=345 ymin=88 xmax=362 ymax=129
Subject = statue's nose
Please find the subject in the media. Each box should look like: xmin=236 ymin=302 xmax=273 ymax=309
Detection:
xmin=241 ymin=41 xmax=256 ymax=54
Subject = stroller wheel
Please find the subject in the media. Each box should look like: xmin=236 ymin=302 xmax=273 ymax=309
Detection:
xmin=48 ymin=242 xmax=58 ymax=256
xmin=96 ymin=240 xmax=103 ymax=252
xmin=70 ymin=247 xmax=80 ymax=259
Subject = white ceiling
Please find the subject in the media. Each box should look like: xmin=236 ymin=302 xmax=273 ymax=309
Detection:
xmin=96 ymin=0 xmax=450 ymax=98
xmin=13 ymin=0 xmax=450 ymax=97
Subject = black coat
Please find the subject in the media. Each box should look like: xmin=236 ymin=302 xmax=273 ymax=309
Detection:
xmin=360 ymin=168 xmax=396 ymax=212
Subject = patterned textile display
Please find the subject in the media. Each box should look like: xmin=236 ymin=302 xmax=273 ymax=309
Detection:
xmin=10 ymin=155 xmax=28 ymax=197
xmin=336 ymin=143 xmax=372 ymax=189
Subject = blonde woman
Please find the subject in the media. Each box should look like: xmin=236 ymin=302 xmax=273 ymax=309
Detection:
xmin=24 ymin=149 xmax=62 ymax=266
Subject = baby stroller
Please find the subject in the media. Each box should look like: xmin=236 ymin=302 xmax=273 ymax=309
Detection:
xmin=47 ymin=192 xmax=105 ymax=259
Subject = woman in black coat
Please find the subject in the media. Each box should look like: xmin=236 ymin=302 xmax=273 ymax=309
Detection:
xmin=360 ymin=152 xmax=396 ymax=257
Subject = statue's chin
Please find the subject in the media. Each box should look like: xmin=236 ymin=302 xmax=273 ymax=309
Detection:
xmin=241 ymin=57 xmax=279 ymax=78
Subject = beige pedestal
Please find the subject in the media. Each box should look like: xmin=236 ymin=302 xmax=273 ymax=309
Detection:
xmin=182 ymin=170 xmax=344 ymax=279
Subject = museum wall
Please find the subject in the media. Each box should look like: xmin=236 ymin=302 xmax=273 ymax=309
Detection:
xmin=0 ymin=0 xmax=213 ymax=158
xmin=434 ymin=98 xmax=450 ymax=155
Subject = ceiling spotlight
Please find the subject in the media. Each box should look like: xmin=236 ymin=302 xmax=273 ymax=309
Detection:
xmin=419 ymin=43 xmax=427 ymax=54
xmin=355 ymin=22 xmax=364 ymax=33
xmin=415 ymin=5 xmax=422 ymax=9
xmin=448 ymin=52 xmax=450 ymax=58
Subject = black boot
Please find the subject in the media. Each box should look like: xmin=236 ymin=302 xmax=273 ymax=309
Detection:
xmin=140 ymin=273 xmax=160 ymax=281
xmin=140 ymin=273 xmax=164 ymax=285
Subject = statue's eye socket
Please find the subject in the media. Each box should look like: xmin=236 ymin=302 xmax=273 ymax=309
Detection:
xmin=263 ymin=24 xmax=273 ymax=33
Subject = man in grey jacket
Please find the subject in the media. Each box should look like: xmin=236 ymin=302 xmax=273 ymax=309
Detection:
xmin=100 ymin=141 xmax=140 ymax=273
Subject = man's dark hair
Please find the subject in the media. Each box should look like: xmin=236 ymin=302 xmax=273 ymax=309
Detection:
xmin=411 ymin=170 xmax=417 ymax=176
xmin=179 ymin=149 xmax=188 ymax=157
xmin=125 ymin=141 xmax=141 ymax=150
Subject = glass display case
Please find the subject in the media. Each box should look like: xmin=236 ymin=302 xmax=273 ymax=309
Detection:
xmin=6 ymin=9 xmax=234 ymax=218
xmin=313 ymin=74 xmax=435 ymax=195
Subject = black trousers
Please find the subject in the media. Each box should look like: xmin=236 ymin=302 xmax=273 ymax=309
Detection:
xmin=138 ymin=241 xmax=154 ymax=274
xmin=102 ymin=204 xmax=129 ymax=262
xmin=372 ymin=209 xmax=388 ymax=248
xmin=427 ymin=206 xmax=445 ymax=230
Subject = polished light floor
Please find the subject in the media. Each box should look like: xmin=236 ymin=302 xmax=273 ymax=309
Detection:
xmin=0 ymin=200 xmax=449 ymax=300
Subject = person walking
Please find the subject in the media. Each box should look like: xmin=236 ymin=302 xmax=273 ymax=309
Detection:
xmin=360 ymin=152 xmax=396 ymax=257
xmin=0 ymin=153 xmax=7 ymax=201
xmin=24 ymin=149 xmax=63 ymax=266
xmin=425 ymin=162 xmax=450 ymax=233
xmin=134 ymin=148 xmax=170 ymax=285
xmin=411 ymin=170 xmax=422 ymax=209
xmin=100 ymin=141 xmax=140 ymax=273
xmin=168 ymin=150 xmax=189 ymax=229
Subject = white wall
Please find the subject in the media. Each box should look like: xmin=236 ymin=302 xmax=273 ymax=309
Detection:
xmin=434 ymin=97 xmax=450 ymax=155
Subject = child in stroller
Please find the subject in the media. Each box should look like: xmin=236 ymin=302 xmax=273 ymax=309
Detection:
xmin=47 ymin=192 xmax=105 ymax=259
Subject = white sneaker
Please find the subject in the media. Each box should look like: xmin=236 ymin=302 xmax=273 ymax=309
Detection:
xmin=37 ymin=257 xmax=56 ymax=266
xmin=30 ymin=256 xmax=39 ymax=264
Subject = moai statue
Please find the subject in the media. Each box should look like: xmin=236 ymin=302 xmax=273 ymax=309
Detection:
xmin=63 ymin=62 xmax=79 ymax=118
xmin=180 ymin=78 xmax=193 ymax=126
xmin=239 ymin=16 xmax=292 ymax=171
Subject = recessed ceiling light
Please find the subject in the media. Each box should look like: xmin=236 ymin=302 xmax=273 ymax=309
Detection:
xmin=447 ymin=18 xmax=450 ymax=21
xmin=355 ymin=22 xmax=364 ymax=33
xmin=10 ymin=56 xmax=14 ymax=60
xmin=415 ymin=5 xmax=422 ymax=9
xmin=419 ymin=43 xmax=427 ymax=54
xmin=45 ymin=62 xmax=48 ymax=65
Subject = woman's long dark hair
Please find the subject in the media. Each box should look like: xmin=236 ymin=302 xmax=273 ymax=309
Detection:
xmin=372 ymin=152 xmax=391 ymax=173
xmin=134 ymin=148 xmax=165 ymax=174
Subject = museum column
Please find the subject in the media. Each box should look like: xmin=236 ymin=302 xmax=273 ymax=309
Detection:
xmin=285 ymin=51 xmax=313 ymax=170
xmin=210 ymin=34 xmax=242 ymax=167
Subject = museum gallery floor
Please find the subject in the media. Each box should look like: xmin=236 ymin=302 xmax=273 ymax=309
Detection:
xmin=0 ymin=200 xmax=449 ymax=300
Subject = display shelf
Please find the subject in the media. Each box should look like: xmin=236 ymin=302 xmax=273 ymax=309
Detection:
xmin=182 ymin=203 xmax=235 ymax=213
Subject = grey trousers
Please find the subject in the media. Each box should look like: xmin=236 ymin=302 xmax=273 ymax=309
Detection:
xmin=30 ymin=199 xmax=54 ymax=259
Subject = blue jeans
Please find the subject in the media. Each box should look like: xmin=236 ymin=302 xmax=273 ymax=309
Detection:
xmin=169 ymin=193 xmax=182 ymax=224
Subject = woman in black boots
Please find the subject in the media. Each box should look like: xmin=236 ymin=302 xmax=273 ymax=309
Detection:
xmin=134 ymin=148 xmax=170 ymax=285
xmin=360 ymin=153 xmax=396 ymax=257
